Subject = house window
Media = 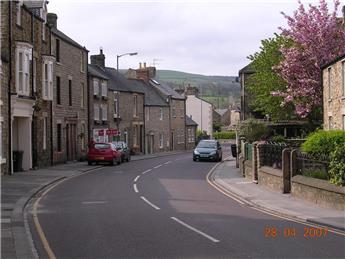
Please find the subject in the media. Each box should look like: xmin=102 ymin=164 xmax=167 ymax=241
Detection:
xmin=81 ymin=83 xmax=84 ymax=108
xmin=101 ymin=81 xmax=107 ymax=97
xmin=328 ymin=67 xmax=332 ymax=99
xmin=56 ymin=76 xmax=61 ymax=104
xmin=57 ymin=123 xmax=62 ymax=152
xmin=159 ymin=133 xmax=164 ymax=148
xmin=94 ymin=104 xmax=99 ymax=121
xmin=93 ymin=79 xmax=99 ymax=96
xmin=42 ymin=56 xmax=54 ymax=100
xmin=16 ymin=43 xmax=32 ymax=96
xmin=68 ymin=80 xmax=72 ymax=106
xmin=80 ymin=51 xmax=85 ymax=73
xmin=329 ymin=116 xmax=333 ymax=130
xmin=114 ymin=96 xmax=119 ymax=117
xmin=124 ymin=131 xmax=128 ymax=145
xmin=102 ymin=105 xmax=108 ymax=121
xmin=342 ymin=61 xmax=345 ymax=96
xmin=133 ymin=95 xmax=138 ymax=117
xmin=56 ymin=39 xmax=60 ymax=62
xmin=16 ymin=1 xmax=22 ymax=26
xmin=33 ymin=58 xmax=36 ymax=93
xmin=160 ymin=108 xmax=163 ymax=120
xmin=172 ymin=106 xmax=176 ymax=117
xmin=43 ymin=117 xmax=47 ymax=150
xmin=146 ymin=107 xmax=149 ymax=121
xmin=180 ymin=108 xmax=184 ymax=118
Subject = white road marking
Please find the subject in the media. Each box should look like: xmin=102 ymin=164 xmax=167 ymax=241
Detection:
xmin=140 ymin=196 xmax=160 ymax=210
xmin=142 ymin=169 xmax=152 ymax=175
xmin=133 ymin=184 xmax=139 ymax=193
xmin=153 ymin=165 xmax=162 ymax=169
xmin=81 ymin=201 xmax=108 ymax=204
xmin=134 ymin=175 xmax=140 ymax=182
xmin=164 ymin=161 xmax=172 ymax=165
xmin=235 ymin=182 xmax=252 ymax=185
xmin=171 ymin=217 xmax=220 ymax=243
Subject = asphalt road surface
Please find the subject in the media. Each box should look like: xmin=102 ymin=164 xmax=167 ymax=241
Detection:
xmin=28 ymin=146 xmax=345 ymax=258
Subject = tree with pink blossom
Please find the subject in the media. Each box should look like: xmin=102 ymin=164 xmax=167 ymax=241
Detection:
xmin=273 ymin=0 xmax=345 ymax=118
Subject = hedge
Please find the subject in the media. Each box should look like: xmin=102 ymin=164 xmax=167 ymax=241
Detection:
xmin=213 ymin=131 xmax=236 ymax=140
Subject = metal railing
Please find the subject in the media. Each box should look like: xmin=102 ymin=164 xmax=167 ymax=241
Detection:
xmin=259 ymin=143 xmax=287 ymax=169
xmin=245 ymin=143 xmax=253 ymax=161
xmin=295 ymin=151 xmax=329 ymax=180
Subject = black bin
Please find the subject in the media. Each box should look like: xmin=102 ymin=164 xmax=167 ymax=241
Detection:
xmin=13 ymin=150 xmax=24 ymax=172
xmin=231 ymin=144 xmax=237 ymax=158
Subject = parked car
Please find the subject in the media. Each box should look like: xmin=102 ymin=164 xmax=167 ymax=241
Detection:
xmin=87 ymin=143 xmax=121 ymax=165
xmin=112 ymin=141 xmax=131 ymax=162
xmin=193 ymin=139 xmax=222 ymax=162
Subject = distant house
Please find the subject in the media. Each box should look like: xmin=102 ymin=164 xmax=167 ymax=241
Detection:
xmin=185 ymin=116 xmax=198 ymax=150
xmin=185 ymin=86 xmax=213 ymax=137
xmin=322 ymin=53 xmax=345 ymax=130
xmin=230 ymin=108 xmax=241 ymax=128
xmin=215 ymin=108 xmax=230 ymax=126
xmin=238 ymin=63 xmax=264 ymax=121
xmin=213 ymin=110 xmax=221 ymax=125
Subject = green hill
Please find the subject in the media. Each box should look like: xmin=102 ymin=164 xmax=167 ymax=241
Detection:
xmin=155 ymin=70 xmax=240 ymax=109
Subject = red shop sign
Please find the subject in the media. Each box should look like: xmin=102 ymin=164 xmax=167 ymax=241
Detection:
xmin=98 ymin=129 xmax=104 ymax=136
xmin=106 ymin=129 xmax=119 ymax=136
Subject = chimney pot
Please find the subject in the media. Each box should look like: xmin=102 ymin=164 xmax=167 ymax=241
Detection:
xmin=139 ymin=62 xmax=142 ymax=69
xmin=144 ymin=62 xmax=146 ymax=68
xmin=47 ymin=13 xmax=58 ymax=28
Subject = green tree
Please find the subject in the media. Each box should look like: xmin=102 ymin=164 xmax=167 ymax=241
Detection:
xmin=248 ymin=34 xmax=294 ymax=121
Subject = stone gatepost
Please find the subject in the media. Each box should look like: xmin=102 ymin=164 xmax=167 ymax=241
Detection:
xmin=282 ymin=148 xmax=291 ymax=193
xmin=252 ymin=142 xmax=258 ymax=183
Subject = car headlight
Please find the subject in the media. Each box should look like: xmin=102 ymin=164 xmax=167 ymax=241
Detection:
xmin=194 ymin=150 xmax=200 ymax=155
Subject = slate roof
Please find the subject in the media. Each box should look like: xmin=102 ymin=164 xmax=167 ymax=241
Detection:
xmin=102 ymin=67 xmax=144 ymax=94
xmin=24 ymin=1 xmax=45 ymax=9
xmin=150 ymin=79 xmax=185 ymax=100
xmin=51 ymin=27 xmax=87 ymax=51
xmin=88 ymin=64 xmax=109 ymax=80
xmin=186 ymin=116 xmax=198 ymax=126
xmin=215 ymin=109 xmax=228 ymax=116
xmin=321 ymin=52 xmax=345 ymax=69
xmin=238 ymin=63 xmax=255 ymax=74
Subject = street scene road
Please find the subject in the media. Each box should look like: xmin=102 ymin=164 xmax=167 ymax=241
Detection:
xmin=27 ymin=146 xmax=345 ymax=258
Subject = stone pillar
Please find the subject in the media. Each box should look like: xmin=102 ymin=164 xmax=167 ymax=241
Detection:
xmin=290 ymin=149 xmax=298 ymax=178
xmin=282 ymin=148 xmax=291 ymax=193
xmin=252 ymin=142 xmax=258 ymax=183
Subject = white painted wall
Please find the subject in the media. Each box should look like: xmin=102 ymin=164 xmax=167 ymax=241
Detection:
xmin=186 ymin=95 xmax=213 ymax=137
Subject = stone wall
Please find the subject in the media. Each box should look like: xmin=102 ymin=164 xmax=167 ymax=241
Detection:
xmin=170 ymin=98 xmax=186 ymax=151
xmin=244 ymin=160 xmax=252 ymax=179
xmin=323 ymin=57 xmax=345 ymax=130
xmin=258 ymin=166 xmax=284 ymax=193
xmin=292 ymin=175 xmax=345 ymax=210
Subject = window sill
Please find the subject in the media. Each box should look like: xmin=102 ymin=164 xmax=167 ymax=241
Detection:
xmin=328 ymin=98 xmax=333 ymax=102
xmin=56 ymin=61 xmax=62 ymax=66
xmin=341 ymin=96 xmax=345 ymax=100
xmin=1 ymin=158 xmax=6 ymax=165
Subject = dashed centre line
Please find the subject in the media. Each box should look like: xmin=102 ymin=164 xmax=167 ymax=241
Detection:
xmin=142 ymin=169 xmax=152 ymax=175
xmin=134 ymin=175 xmax=140 ymax=182
xmin=81 ymin=201 xmax=108 ymax=205
xmin=153 ymin=165 xmax=162 ymax=169
xmin=140 ymin=196 xmax=160 ymax=210
xmin=171 ymin=217 xmax=220 ymax=243
xmin=164 ymin=161 xmax=172 ymax=165
xmin=133 ymin=184 xmax=139 ymax=193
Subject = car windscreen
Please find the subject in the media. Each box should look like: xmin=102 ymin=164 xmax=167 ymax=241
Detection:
xmin=94 ymin=144 xmax=111 ymax=149
xmin=197 ymin=142 xmax=217 ymax=149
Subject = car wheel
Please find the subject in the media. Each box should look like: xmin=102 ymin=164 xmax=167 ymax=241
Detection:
xmin=88 ymin=161 xmax=93 ymax=165
xmin=219 ymin=156 xmax=222 ymax=162
xmin=127 ymin=156 xmax=131 ymax=162
xmin=117 ymin=157 xmax=121 ymax=165
xmin=110 ymin=158 xmax=116 ymax=166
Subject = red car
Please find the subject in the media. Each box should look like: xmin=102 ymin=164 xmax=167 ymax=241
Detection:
xmin=87 ymin=143 xmax=121 ymax=165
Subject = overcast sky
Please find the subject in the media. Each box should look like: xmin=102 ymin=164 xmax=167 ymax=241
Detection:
xmin=48 ymin=0 xmax=342 ymax=76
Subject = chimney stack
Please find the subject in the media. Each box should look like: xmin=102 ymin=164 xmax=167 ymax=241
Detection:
xmin=90 ymin=48 xmax=105 ymax=67
xmin=136 ymin=62 xmax=156 ymax=83
xmin=47 ymin=13 xmax=58 ymax=28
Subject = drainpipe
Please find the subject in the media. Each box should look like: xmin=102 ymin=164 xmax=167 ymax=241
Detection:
xmin=184 ymin=97 xmax=187 ymax=150
xmin=50 ymin=27 xmax=54 ymax=166
xmin=87 ymin=73 xmax=91 ymax=143
xmin=143 ymin=94 xmax=146 ymax=154
xmin=8 ymin=2 xmax=13 ymax=174
xmin=31 ymin=9 xmax=37 ymax=169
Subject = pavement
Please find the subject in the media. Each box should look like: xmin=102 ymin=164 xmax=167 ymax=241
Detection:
xmin=2 ymin=150 xmax=344 ymax=258
xmin=209 ymin=157 xmax=345 ymax=232
xmin=1 ymin=150 xmax=188 ymax=259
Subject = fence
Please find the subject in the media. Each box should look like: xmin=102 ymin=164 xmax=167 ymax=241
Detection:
xmin=258 ymin=143 xmax=287 ymax=170
xmin=295 ymin=151 xmax=329 ymax=180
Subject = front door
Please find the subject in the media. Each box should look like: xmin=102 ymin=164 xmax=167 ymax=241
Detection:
xmin=66 ymin=123 xmax=77 ymax=161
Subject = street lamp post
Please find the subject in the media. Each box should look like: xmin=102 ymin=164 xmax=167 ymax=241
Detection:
xmin=116 ymin=52 xmax=138 ymax=73
xmin=115 ymin=52 xmax=138 ymax=142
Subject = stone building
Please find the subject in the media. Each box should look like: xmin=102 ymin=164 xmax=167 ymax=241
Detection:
xmin=185 ymin=116 xmax=197 ymax=150
xmin=1 ymin=1 xmax=53 ymax=174
xmin=89 ymin=50 xmax=145 ymax=154
xmin=322 ymin=53 xmax=345 ymax=130
xmin=47 ymin=13 xmax=88 ymax=163
xmin=88 ymin=61 xmax=110 ymax=143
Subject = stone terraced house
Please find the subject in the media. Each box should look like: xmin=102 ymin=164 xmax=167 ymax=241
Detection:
xmin=48 ymin=13 xmax=89 ymax=163
xmin=1 ymin=0 xmax=54 ymax=174
xmin=322 ymin=53 xmax=345 ymax=130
